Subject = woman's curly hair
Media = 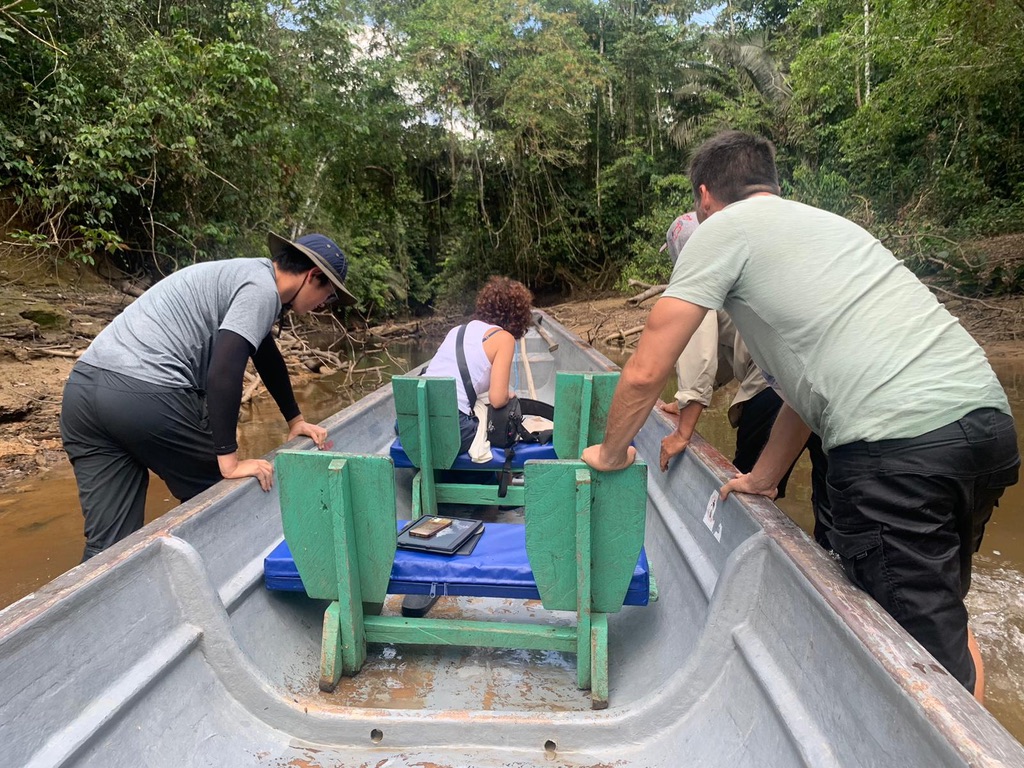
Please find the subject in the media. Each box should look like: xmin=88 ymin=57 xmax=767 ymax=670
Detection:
xmin=475 ymin=276 xmax=534 ymax=339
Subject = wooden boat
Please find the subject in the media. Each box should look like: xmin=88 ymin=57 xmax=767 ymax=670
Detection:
xmin=2 ymin=311 xmax=1022 ymax=768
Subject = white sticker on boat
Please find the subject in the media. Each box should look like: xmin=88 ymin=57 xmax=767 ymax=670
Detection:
xmin=703 ymin=492 xmax=722 ymax=542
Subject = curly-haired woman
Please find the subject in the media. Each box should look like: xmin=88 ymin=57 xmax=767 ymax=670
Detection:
xmin=424 ymin=276 xmax=533 ymax=452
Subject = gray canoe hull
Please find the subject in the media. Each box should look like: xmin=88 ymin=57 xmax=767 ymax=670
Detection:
xmin=2 ymin=312 xmax=1022 ymax=768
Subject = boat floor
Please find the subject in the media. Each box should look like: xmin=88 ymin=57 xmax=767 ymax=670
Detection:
xmin=304 ymin=595 xmax=593 ymax=712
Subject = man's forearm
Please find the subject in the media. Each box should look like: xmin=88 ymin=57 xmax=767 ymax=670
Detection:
xmin=749 ymin=403 xmax=812 ymax=486
xmin=252 ymin=335 xmax=300 ymax=422
xmin=600 ymin=358 xmax=667 ymax=460
xmin=675 ymin=401 xmax=705 ymax=442
xmin=599 ymin=300 xmax=709 ymax=462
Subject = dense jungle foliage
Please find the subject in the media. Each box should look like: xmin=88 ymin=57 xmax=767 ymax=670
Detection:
xmin=1 ymin=0 xmax=1022 ymax=319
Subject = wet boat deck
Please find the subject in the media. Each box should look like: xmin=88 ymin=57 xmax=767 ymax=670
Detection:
xmin=309 ymin=595 xmax=592 ymax=712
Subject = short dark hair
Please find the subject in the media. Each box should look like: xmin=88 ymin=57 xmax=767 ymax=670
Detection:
xmin=271 ymin=243 xmax=331 ymax=286
xmin=475 ymin=276 xmax=534 ymax=339
xmin=688 ymin=131 xmax=781 ymax=206
xmin=271 ymin=243 xmax=315 ymax=274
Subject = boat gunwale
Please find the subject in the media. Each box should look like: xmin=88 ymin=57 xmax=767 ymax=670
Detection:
xmin=680 ymin=427 xmax=1020 ymax=762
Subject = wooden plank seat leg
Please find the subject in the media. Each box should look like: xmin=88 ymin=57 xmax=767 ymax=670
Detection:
xmin=591 ymin=614 xmax=609 ymax=710
xmin=277 ymin=451 xmax=396 ymax=692
xmin=392 ymin=375 xmax=534 ymax=518
xmin=275 ymin=446 xmax=648 ymax=709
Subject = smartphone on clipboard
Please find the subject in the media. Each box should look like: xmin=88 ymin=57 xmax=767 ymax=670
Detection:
xmin=408 ymin=516 xmax=453 ymax=539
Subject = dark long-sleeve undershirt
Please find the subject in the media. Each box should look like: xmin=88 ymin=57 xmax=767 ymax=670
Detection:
xmin=251 ymin=333 xmax=300 ymax=423
xmin=207 ymin=330 xmax=300 ymax=455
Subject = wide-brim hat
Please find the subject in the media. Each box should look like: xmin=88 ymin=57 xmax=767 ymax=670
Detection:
xmin=268 ymin=231 xmax=357 ymax=306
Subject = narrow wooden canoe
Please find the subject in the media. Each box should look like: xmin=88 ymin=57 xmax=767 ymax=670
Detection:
xmin=1 ymin=312 xmax=1021 ymax=768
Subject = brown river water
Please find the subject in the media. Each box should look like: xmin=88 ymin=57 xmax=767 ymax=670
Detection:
xmin=0 ymin=343 xmax=1022 ymax=743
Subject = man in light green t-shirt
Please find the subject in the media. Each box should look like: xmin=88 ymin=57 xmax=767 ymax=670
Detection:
xmin=582 ymin=130 xmax=1019 ymax=701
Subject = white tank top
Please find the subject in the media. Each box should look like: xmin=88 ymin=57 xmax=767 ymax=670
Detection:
xmin=425 ymin=320 xmax=501 ymax=415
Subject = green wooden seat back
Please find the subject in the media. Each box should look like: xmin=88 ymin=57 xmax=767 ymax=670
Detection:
xmin=524 ymin=460 xmax=647 ymax=613
xmin=392 ymin=376 xmax=462 ymax=470
xmin=553 ymin=372 xmax=621 ymax=460
xmin=276 ymin=450 xmax=396 ymax=604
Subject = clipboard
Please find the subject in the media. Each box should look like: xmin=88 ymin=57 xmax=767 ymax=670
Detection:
xmin=397 ymin=516 xmax=484 ymax=555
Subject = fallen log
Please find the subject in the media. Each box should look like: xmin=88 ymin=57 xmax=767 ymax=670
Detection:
xmin=36 ymin=348 xmax=84 ymax=360
xmin=627 ymin=284 xmax=668 ymax=306
xmin=118 ymin=280 xmax=147 ymax=298
xmin=363 ymin=320 xmax=421 ymax=338
xmin=309 ymin=350 xmax=343 ymax=369
xmin=602 ymin=324 xmax=645 ymax=344
xmin=241 ymin=375 xmax=262 ymax=405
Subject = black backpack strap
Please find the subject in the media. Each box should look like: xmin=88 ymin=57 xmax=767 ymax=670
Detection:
xmin=497 ymin=445 xmax=514 ymax=497
xmin=454 ymin=324 xmax=477 ymax=414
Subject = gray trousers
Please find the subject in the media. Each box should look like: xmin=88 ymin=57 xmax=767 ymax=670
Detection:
xmin=60 ymin=363 xmax=222 ymax=561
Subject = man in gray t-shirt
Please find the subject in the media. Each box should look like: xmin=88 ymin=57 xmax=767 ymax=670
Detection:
xmin=583 ymin=131 xmax=1019 ymax=700
xmin=60 ymin=232 xmax=357 ymax=560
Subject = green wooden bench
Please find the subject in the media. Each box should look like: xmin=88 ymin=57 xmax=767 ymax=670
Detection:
xmin=277 ymin=450 xmax=647 ymax=709
xmin=276 ymin=371 xmax=649 ymax=709
xmin=391 ymin=371 xmax=622 ymax=518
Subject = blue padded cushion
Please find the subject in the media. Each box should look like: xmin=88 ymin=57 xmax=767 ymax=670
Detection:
xmin=264 ymin=522 xmax=650 ymax=606
xmin=389 ymin=437 xmax=558 ymax=470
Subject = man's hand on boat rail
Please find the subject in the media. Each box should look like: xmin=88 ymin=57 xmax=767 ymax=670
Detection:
xmin=719 ymin=404 xmax=806 ymax=501
xmin=659 ymin=431 xmax=689 ymax=472
xmin=218 ymin=454 xmax=275 ymax=491
xmin=286 ymin=417 xmax=327 ymax=449
xmin=657 ymin=400 xmax=704 ymax=472
xmin=581 ymin=443 xmax=637 ymax=472
xmin=719 ymin=472 xmax=778 ymax=502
